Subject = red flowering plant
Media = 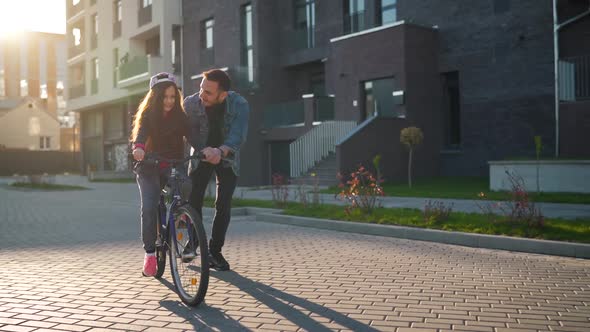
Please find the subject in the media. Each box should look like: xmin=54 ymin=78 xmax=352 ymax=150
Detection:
xmin=337 ymin=158 xmax=385 ymax=216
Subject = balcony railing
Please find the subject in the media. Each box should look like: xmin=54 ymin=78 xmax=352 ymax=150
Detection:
xmin=91 ymin=79 xmax=98 ymax=95
xmin=314 ymin=96 xmax=335 ymax=122
xmin=113 ymin=21 xmax=121 ymax=39
xmin=560 ymin=55 xmax=590 ymax=101
xmin=138 ymin=5 xmax=152 ymax=27
xmin=68 ymin=44 xmax=85 ymax=59
xmin=69 ymin=84 xmax=85 ymax=99
xmin=116 ymin=54 xmax=163 ymax=88
xmin=264 ymin=100 xmax=305 ymax=128
xmin=90 ymin=34 xmax=97 ymax=50
xmin=67 ymin=1 xmax=83 ymax=19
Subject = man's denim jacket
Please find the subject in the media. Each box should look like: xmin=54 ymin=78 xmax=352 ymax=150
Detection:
xmin=184 ymin=91 xmax=250 ymax=176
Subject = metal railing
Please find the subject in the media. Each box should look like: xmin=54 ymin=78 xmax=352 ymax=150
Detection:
xmin=138 ymin=5 xmax=152 ymax=27
xmin=289 ymin=120 xmax=357 ymax=178
xmin=264 ymin=100 xmax=304 ymax=128
xmin=118 ymin=55 xmax=149 ymax=81
xmin=69 ymin=84 xmax=85 ymax=99
xmin=560 ymin=55 xmax=590 ymax=101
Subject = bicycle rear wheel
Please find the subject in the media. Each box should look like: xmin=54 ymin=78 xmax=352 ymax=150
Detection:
xmin=168 ymin=204 xmax=209 ymax=306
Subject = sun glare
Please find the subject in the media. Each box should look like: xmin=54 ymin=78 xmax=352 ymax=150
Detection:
xmin=0 ymin=0 xmax=65 ymax=37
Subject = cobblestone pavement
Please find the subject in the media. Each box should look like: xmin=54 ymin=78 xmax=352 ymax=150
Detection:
xmin=0 ymin=183 xmax=589 ymax=331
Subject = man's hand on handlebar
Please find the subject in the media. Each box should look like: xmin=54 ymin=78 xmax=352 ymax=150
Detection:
xmin=201 ymin=146 xmax=222 ymax=165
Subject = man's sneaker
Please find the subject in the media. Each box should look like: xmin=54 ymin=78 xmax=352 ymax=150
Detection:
xmin=209 ymin=252 xmax=230 ymax=271
xmin=142 ymin=254 xmax=157 ymax=277
xmin=181 ymin=243 xmax=197 ymax=263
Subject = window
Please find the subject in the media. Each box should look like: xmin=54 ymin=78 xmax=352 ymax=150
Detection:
xmin=141 ymin=0 xmax=152 ymax=8
xmin=93 ymin=14 xmax=99 ymax=34
xmin=344 ymin=0 xmax=366 ymax=33
xmin=441 ymin=72 xmax=461 ymax=148
xmin=379 ymin=0 xmax=397 ymax=25
xmin=202 ymin=18 xmax=214 ymax=49
xmin=241 ymin=4 xmax=254 ymax=83
xmin=93 ymin=58 xmax=99 ymax=79
xmin=362 ymin=77 xmax=398 ymax=120
xmin=40 ymin=137 xmax=51 ymax=150
xmin=116 ymin=0 xmax=122 ymax=21
xmin=72 ymin=0 xmax=80 ymax=5
xmin=294 ymin=0 xmax=315 ymax=49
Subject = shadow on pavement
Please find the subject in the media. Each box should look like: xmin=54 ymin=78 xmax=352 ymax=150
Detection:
xmin=159 ymin=278 xmax=250 ymax=331
xmin=211 ymin=270 xmax=379 ymax=332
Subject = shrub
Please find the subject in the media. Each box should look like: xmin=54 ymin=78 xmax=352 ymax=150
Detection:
xmin=337 ymin=164 xmax=384 ymax=215
xmin=423 ymin=200 xmax=454 ymax=224
xmin=271 ymin=173 xmax=290 ymax=208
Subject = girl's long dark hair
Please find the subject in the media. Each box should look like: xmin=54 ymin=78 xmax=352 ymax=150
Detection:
xmin=130 ymin=82 xmax=185 ymax=143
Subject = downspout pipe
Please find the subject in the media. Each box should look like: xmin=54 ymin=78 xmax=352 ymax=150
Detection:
xmin=553 ymin=0 xmax=590 ymax=157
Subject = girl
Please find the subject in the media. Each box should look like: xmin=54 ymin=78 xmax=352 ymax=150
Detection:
xmin=130 ymin=72 xmax=189 ymax=276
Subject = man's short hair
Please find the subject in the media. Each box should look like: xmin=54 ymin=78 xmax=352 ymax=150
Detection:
xmin=203 ymin=69 xmax=231 ymax=92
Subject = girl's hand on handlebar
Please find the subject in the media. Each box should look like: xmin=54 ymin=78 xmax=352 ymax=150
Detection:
xmin=133 ymin=148 xmax=145 ymax=161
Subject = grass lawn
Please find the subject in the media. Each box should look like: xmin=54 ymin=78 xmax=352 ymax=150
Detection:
xmin=10 ymin=182 xmax=89 ymax=191
xmin=322 ymin=177 xmax=590 ymax=204
xmin=209 ymin=197 xmax=590 ymax=244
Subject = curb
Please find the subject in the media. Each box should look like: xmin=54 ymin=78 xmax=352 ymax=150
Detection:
xmin=226 ymin=207 xmax=590 ymax=259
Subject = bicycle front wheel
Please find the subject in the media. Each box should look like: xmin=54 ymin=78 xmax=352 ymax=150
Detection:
xmin=168 ymin=204 xmax=209 ymax=306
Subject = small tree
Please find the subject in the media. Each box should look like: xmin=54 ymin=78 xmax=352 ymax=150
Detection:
xmin=534 ymin=135 xmax=543 ymax=194
xmin=400 ymin=126 xmax=423 ymax=188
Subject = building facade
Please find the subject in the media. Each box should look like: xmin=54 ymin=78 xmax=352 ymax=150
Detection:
xmin=65 ymin=0 xmax=182 ymax=172
xmin=181 ymin=0 xmax=589 ymax=186
xmin=0 ymin=31 xmax=67 ymax=151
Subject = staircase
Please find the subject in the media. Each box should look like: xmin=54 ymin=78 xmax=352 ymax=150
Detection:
xmin=293 ymin=152 xmax=339 ymax=187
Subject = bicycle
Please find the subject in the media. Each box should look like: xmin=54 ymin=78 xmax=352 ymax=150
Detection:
xmin=136 ymin=152 xmax=209 ymax=306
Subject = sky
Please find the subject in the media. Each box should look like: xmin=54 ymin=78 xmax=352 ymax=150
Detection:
xmin=0 ymin=0 xmax=65 ymax=35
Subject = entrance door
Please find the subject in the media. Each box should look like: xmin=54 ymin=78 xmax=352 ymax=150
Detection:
xmin=269 ymin=141 xmax=291 ymax=180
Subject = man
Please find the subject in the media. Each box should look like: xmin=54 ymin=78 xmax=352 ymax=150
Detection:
xmin=184 ymin=69 xmax=250 ymax=271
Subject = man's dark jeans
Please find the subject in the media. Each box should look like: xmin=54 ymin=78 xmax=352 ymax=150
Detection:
xmin=189 ymin=161 xmax=237 ymax=254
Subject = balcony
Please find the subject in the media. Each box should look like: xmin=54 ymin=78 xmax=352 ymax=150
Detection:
xmin=68 ymin=44 xmax=85 ymax=60
xmin=138 ymin=5 xmax=152 ymax=27
xmin=69 ymin=84 xmax=85 ymax=99
xmin=560 ymin=55 xmax=590 ymax=101
xmin=264 ymin=100 xmax=304 ymax=128
xmin=90 ymin=34 xmax=97 ymax=50
xmin=67 ymin=1 xmax=83 ymax=19
xmin=313 ymin=96 xmax=335 ymax=122
xmin=91 ymin=79 xmax=98 ymax=95
xmin=116 ymin=54 xmax=162 ymax=89
xmin=113 ymin=21 xmax=121 ymax=39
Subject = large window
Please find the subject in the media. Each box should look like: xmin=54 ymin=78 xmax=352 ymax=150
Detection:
xmin=344 ymin=0 xmax=397 ymax=33
xmin=441 ymin=71 xmax=461 ymax=148
xmin=241 ymin=4 xmax=254 ymax=83
xmin=202 ymin=18 xmax=214 ymax=49
xmin=362 ymin=77 xmax=398 ymax=120
xmin=113 ymin=1 xmax=122 ymax=38
xmin=141 ymin=0 xmax=152 ymax=8
xmin=294 ymin=0 xmax=315 ymax=49
xmin=344 ymin=0 xmax=366 ymax=33
xmin=379 ymin=0 xmax=397 ymax=25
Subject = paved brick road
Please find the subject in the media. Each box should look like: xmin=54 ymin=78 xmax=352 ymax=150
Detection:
xmin=0 ymin=184 xmax=589 ymax=331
